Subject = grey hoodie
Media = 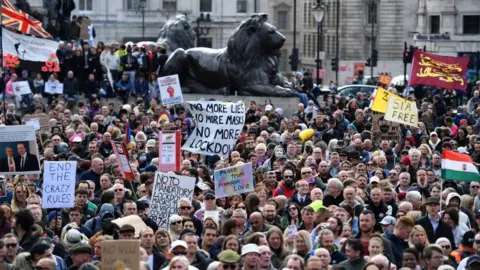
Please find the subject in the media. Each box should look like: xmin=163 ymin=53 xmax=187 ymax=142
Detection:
xmin=84 ymin=203 xmax=115 ymax=234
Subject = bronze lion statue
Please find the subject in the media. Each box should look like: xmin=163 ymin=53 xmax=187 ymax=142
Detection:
xmin=157 ymin=14 xmax=196 ymax=55
xmin=160 ymin=13 xmax=294 ymax=96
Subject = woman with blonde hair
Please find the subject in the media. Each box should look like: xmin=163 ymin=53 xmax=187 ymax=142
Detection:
xmin=406 ymin=211 xmax=422 ymax=221
xmin=293 ymin=230 xmax=312 ymax=258
xmin=92 ymin=235 xmax=113 ymax=261
xmin=408 ymin=225 xmax=430 ymax=247
xmin=11 ymin=182 xmax=31 ymax=213
xmin=167 ymin=256 xmax=190 ymax=270
xmin=365 ymin=234 xmax=384 ymax=261
xmin=419 ymin=143 xmax=432 ymax=168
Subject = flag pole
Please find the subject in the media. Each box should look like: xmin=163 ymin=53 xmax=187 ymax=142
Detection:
xmin=1 ymin=4 xmax=6 ymax=115
xmin=440 ymin=177 xmax=443 ymax=212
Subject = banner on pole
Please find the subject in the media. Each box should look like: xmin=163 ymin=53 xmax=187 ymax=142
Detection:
xmin=158 ymin=131 xmax=181 ymax=172
xmin=112 ymin=142 xmax=135 ymax=180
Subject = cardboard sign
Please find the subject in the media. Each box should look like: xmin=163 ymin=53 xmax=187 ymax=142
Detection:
xmin=42 ymin=161 xmax=76 ymax=208
xmin=112 ymin=215 xmax=147 ymax=238
xmin=44 ymin=81 xmax=64 ymax=94
xmin=384 ymin=96 xmax=419 ymax=127
xmin=371 ymin=87 xmax=390 ymax=113
xmin=214 ymin=163 xmax=254 ymax=198
xmin=25 ymin=119 xmax=40 ymax=131
xmin=150 ymin=172 xmax=195 ymax=228
xmin=112 ymin=142 xmax=135 ymax=180
xmin=79 ymin=19 xmax=92 ymax=40
xmin=378 ymin=74 xmax=393 ymax=86
xmin=101 ymin=240 xmax=139 ymax=270
xmin=158 ymin=74 xmax=183 ymax=105
xmin=371 ymin=112 xmax=401 ymax=143
xmin=182 ymin=101 xmax=245 ymax=156
xmin=158 ymin=131 xmax=181 ymax=172
xmin=23 ymin=113 xmax=50 ymax=133
xmin=0 ymin=125 xmax=41 ymax=175
xmin=11 ymin=81 xmax=31 ymax=97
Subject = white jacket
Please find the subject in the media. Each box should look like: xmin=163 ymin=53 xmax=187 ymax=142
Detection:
xmin=104 ymin=52 xmax=120 ymax=70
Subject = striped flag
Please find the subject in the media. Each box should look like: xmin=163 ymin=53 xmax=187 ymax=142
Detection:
xmin=441 ymin=150 xmax=480 ymax=182
xmin=1 ymin=0 xmax=52 ymax=39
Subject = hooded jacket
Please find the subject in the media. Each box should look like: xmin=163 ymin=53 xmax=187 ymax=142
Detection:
xmin=444 ymin=193 xmax=471 ymax=228
xmin=84 ymin=203 xmax=116 ymax=234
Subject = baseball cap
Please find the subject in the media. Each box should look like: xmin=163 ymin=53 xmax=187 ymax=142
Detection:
xmin=170 ymin=240 xmax=188 ymax=252
xmin=265 ymin=105 xmax=273 ymax=111
xmin=380 ymin=216 xmax=396 ymax=226
xmin=241 ymin=244 xmax=260 ymax=256
xmin=462 ymin=230 xmax=476 ymax=247
xmin=424 ymin=197 xmax=440 ymax=205
xmin=466 ymin=255 xmax=480 ymax=268
xmin=119 ymin=224 xmax=135 ymax=234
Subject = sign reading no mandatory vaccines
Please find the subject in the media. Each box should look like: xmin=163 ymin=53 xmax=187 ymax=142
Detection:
xmin=42 ymin=161 xmax=76 ymax=208
xmin=149 ymin=172 xmax=195 ymax=228
xmin=158 ymin=74 xmax=183 ymax=105
xmin=182 ymin=101 xmax=245 ymax=156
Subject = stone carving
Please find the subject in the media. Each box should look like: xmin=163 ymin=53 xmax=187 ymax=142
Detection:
xmin=160 ymin=13 xmax=294 ymax=97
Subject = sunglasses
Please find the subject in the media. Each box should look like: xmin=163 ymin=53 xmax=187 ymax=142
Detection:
xmin=284 ymin=176 xmax=294 ymax=179
xmin=222 ymin=264 xmax=237 ymax=269
xmin=171 ymin=221 xmax=182 ymax=225
xmin=475 ymin=240 xmax=480 ymax=244
xmin=205 ymin=196 xmax=216 ymax=201
xmin=5 ymin=243 xmax=17 ymax=249
xmin=440 ymin=245 xmax=451 ymax=249
xmin=114 ymin=189 xmax=123 ymax=192
xmin=180 ymin=206 xmax=191 ymax=210
xmin=172 ymin=251 xmax=187 ymax=256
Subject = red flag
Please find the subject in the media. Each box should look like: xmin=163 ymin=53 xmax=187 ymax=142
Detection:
xmin=408 ymin=49 xmax=470 ymax=90
xmin=1 ymin=0 xmax=52 ymax=39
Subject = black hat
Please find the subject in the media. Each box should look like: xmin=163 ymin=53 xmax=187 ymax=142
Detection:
xmin=462 ymin=230 xmax=476 ymax=247
xmin=424 ymin=197 xmax=440 ymax=205
xmin=119 ymin=224 xmax=135 ymax=234
xmin=69 ymin=243 xmax=92 ymax=254
xmin=466 ymin=256 xmax=480 ymax=268
xmin=348 ymin=151 xmax=360 ymax=159
xmin=204 ymin=190 xmax=215 ymax=198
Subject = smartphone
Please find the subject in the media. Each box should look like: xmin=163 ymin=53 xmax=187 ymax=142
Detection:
xmin=287 ymin=225 xmax=297 ymax=240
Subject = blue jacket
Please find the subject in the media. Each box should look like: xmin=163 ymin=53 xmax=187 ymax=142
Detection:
xmin=134 ymin=80 xmax=149 ymax=96
xmin=115 ymin=79 xmax=132 ymax=94
xmin=84 ymin=203 xmax=116 ymax=234
xmin=55 ymin=255 xmax=67 ymax=270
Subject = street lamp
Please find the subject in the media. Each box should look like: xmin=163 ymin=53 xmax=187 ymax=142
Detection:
xmin=195 ymin=12 xmax=211 ymax=47
xmin=312 ymin=1 xmax=325 ymax=86
xmin=139 ymin=0 xmax=147 ymax=39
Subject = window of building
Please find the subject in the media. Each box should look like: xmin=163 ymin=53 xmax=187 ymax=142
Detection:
xmin=79 ymin=0 xmax=93 ymax=11
xmin=463 ymin=15 xmax=480 ymax=34
xmin=200 ymin=0 xmax=212 ymax=12
xmin=277 ymin=11 xmax=288 ymax=30
xmin=125 ymin=0 xmax=144 ymax=10
xmin=367 ymin=2 xmax=377 ymax=24
xmin=163 ymin=0 xmax=177 ymax=11
xmin=430 ymin=15 xmax=440 ymax=34
xmin=237 ymin=0 xmax=247 ymax=13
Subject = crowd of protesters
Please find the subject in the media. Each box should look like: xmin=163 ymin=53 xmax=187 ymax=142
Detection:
xmin=2 ymin=3 xmax=480 ymax=270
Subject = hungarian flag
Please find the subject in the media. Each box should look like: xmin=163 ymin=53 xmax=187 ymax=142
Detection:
xmin=441 ymin=150 xmax=480 ymax=182
xmin=1 ymin=0 xmax=52 ymax=39
xmin=408 ymin=49 xmax=470 ymax=90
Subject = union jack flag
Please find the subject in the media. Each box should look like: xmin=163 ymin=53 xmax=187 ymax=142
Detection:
xmin=1 ymin=0 xmax=52 ymax=39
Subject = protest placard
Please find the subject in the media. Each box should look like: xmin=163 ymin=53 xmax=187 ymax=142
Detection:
xmin=42 ymin=161 xmax=76 ymax=208
xmin=158 ymin=74 xmax=183 ymax=105
xmin=25 ymin=119 xmax=40 ymax=131
xmin=371 ymin=87 xmax=390 ymax=113
xmin=23 ymin=113 xmax=50 ymax=133
xmin=101 ymin=240 xmax=139 ymax=270
xmin=111 ymin=142 xmax=135 ymax=180
xmin=214 ymin=163 xmax=254 ymax=198
xmin=11 ymin=81 xmax=31 ymax=97
xmin=378 ymin=74 xmax=393 ymax=86
xmin=44 ymin=81 xmax=64 ymax=94
xmin=0 ymin=125 xmax=40 ymax=175
xmin=182 ymin=100 xmax=245 ymax=156
xmin=158 ymin=131 xmax=181 ymax=172
xmin=384 ymin=96 xmax=419 ymax=127
xmin=371 ymin=112 xmax=401 ymax=143
xmin=150 ymin=172 xmax=195 ymax=228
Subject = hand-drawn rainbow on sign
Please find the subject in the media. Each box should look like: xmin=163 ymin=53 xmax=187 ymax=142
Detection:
xmin=214 ymin=163 xmax=254 ymax=198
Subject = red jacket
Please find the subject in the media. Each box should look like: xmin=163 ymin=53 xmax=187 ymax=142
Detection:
xmin=272 ymin=181 xmax=296 ymax=198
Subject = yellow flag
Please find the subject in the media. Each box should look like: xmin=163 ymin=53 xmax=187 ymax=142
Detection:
xmin=371 ymin=87 xmax=391 ymax=113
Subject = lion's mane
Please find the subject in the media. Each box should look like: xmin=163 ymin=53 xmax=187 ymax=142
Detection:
xmin=157 ymin=14 xmax=196 ymax=54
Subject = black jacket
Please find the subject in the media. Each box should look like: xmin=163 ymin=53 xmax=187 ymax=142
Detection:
xmin=415 ymin=215 xmax=456 ymax=249
xmin=385 ymin=233 xmax=408 ymax=268
xmin=63 ymin=77 xmax=78 ymax=95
